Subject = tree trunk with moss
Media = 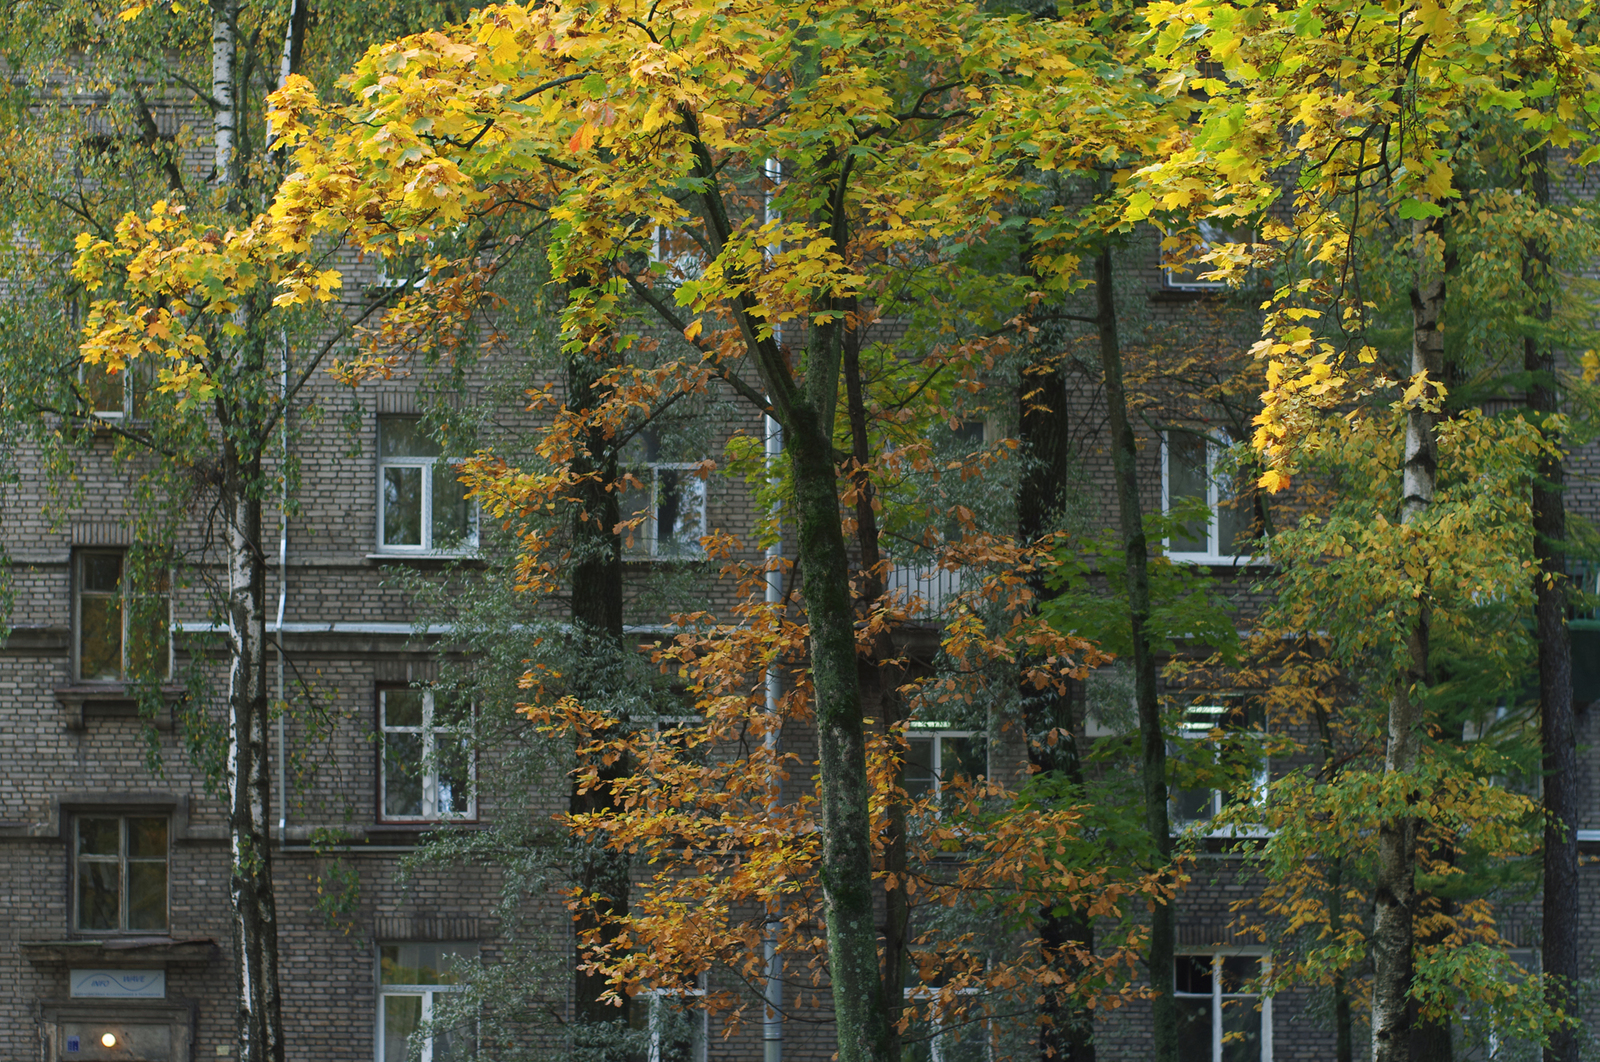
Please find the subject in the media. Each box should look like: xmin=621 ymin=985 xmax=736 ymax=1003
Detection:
xmin=1093 ymin=244 xmax=1175 ymax=1062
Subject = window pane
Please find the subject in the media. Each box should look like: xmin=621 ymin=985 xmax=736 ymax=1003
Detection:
xmin=437 ymin=737 xmax=473 ymax=817
xmin=381 ymin=945 xmax=422 ymax=985
xmin=941 ymin=736 xmax=984 ymax=785
xmin=384 ymin=690 xmax=425 ymax=729
xmin=380 ymin=418 xmax=442 ymax=458
xmin=433 ymin=1019 xmax=477 ymax=1062
xmin=78 ymin=859 xmax=120 ymax=931
xmin=655 ymin=997 xmax=706 ymax=1062
xmin=385 ymin=732 xmax=425 ymax=818
xmin=621 ymin=481 xmax=654 ymax=553
xmin=1219 ymin=955 xmax=1260 ymax=994
xmin=1221 ymin=999 xmax=1263 ymax=1062
xmin=655 ymin=470 xmax=705 ymax=556
xmin=906 ymin=737 xmax=936 ymax=800
xmin=84 ymin=363 xmax=125 ymax=414
xmin=79 ymin=594 xmax=123 ymax=681
xmin=1176 ymin=998 xmax=1213 ymax=1062
xmin=432 ymin=461 xmax=474 ymax=548
xmin=1167 ymin=434 xmax=1210 ymax=552
xmin=1216 ymin=482 xmax=1249 ymax=559
xmin=126 ymin=816 xmax=167 ymax=859
xmin=127 ymin=860 xmax=168 ymax=930
xmin=1174 ymin=955 xmax=1214 ymax=995
xmin=1172 ymin=785 xmax=1216 ymax=823
xmin=382 ymin=994 xmax=423 ymax=1062
xmin=383 ymin=467 xmax=424 ymax=546
xmin=79 ymin=817 xmax=121 ymax=856
xmin=82 ymin=553 xmax=124 ymax=592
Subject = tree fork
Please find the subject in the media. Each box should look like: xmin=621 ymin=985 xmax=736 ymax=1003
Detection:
xmin=1094 ymin=244 xmax=1176 ymax=1062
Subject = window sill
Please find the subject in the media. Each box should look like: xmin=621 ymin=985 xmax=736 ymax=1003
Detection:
xmin=1166 ymin=554 xmax=1272 ymax=569
xmin=55 ymin=686 xmax=181 ymax=731
xmin=366 ymin=551 xmax=484 ymax=567
xmin=21 ymin=936 xmax=219 ymax=964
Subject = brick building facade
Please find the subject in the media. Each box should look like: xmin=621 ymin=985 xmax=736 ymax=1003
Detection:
xmin=3 ymin=220 xmax=1597 ymax=1062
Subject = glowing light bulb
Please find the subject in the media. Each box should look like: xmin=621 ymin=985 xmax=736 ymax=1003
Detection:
xmin=101 ymin=1033 xmax=118 ymax=1048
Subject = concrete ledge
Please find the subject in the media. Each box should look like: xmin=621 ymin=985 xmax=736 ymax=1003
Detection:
xmin=21 ymin=938 xmax=219 ymax=965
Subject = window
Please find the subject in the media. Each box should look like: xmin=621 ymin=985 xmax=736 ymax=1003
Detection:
xmin=1169 ymin=696 xmax=1267 ymax=828
xmin=1161 ymin=220 xmax=1255 ymax=291
xmin=81 ymin=362 xmax=130 ymax=419
xmin=905 ymin=725 xmax=984 ymax=802
xmin=379 ymin=689 xmax=475 ymax=822
xmin=75 ymin=815 xmax=168 ymax=933
xmin=377 ymin=942 xmax=478 ymax=1062
xmin=1174 ymin=953 xmax=1271 ymax=1062
xmin=377 ymin=417 xmax=478 ymax=553
xmin=903 ymin=985 xmax=990 ymax=1062
xmin=651 ymin=225 xmax=707 ymax=281
xmin=74 ymin=551 xmax=170 ymax=683
xmin=1162 ymin=431 xmax=1249 ymax=562
xmin=621 ymin=429 xmax=707 ymax=559
xmin=629 ymin=982 xmax=708 ymax=1062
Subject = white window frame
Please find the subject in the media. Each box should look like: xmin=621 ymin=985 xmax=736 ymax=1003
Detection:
xmin=376 ymin=418 xmax=479 ymax=556
xmin=623 ymin=462 xmax=708 ymax=560
xmin=634 ymin=983 xmax=709 ymax=1062
xmin=1173 ymin=951 xmax=1272 ymax=1062
xmin=376 ymin=942 xmax=478 ymax=1062
xmin=80 ymin=361 xmax=133 ymax=419
xmin=1161 ymin=220 xmax=1255 ymax=291
xmin=1161 ymin=430 xmax=1252 ymax=564
xmin=379 ymin=689 xmax=477 ymax=823
xmin=73 ymin=550 xmax=172 ymax=684
xmin=902 ymin=985 xmax=991 ymax=1062
xmin=905 ymin=724 xmax=984 ymax=803
xmin=1169 ymin=697 xmax=1269 ymax=837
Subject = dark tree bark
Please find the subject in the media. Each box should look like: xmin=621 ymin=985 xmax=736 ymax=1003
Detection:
xmin=1093 ymin=244 xmax=1176 ymax=1062
xmin=842 ymin=335 xmax=909 ymax=1062
xmin=1313 ymin=697 xmax=1353 ymax=1062
xmin=564 ymin=347 xmax=632 ymax=1048
xmin=1017 ymin=349 xmax=1096 ymax=1062
xmin=1523 ymin=144 xmax=1581 ymax=1062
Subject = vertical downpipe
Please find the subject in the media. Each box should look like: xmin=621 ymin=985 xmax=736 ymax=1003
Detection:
xmin=763 ymin=409 xmax=784 ymax=1062
xmin=761 ymin=156 xmax=784 ymax=1062
xmin=275 ymin=331 xmax=288 ymax=839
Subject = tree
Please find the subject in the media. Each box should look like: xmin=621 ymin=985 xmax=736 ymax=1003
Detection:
xmin=1132 ymin=1 xmax=1600 ymax=1057
xmin=0 ymin=3 xmax=484 ymax=1058
xmin=257 ymin=3 xmax=1172 ymax=1058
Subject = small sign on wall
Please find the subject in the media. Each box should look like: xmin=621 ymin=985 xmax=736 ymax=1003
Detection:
xmin=69 ymin=969 xmax=166 ymax=999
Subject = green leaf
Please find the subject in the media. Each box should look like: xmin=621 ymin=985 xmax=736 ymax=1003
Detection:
xmin=1398 ymin=198 xmax=1445 ymax=220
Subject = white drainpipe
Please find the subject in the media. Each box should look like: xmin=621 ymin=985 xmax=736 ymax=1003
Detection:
xmin=762 ymin=153 xmax=785 ymax=1062
xmin=276 ymin=331 xmax=289 ymax=838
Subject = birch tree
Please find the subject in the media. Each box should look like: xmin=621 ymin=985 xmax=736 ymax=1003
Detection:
xmin=0 ymin=2 xmax=472 ymax=1058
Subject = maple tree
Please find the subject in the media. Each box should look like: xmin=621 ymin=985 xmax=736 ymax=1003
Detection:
xmin=244 ymin=1 xmax=1196 ymax=1058
xmin=1130 ymin=1 xmax=1600 ymax=1059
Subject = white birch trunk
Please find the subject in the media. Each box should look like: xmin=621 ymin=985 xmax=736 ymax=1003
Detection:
xmin=211 ymin=2 xmax=285 ymax=1058
xmin=1370 ymin=217 xmax=1445 ymax=1062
